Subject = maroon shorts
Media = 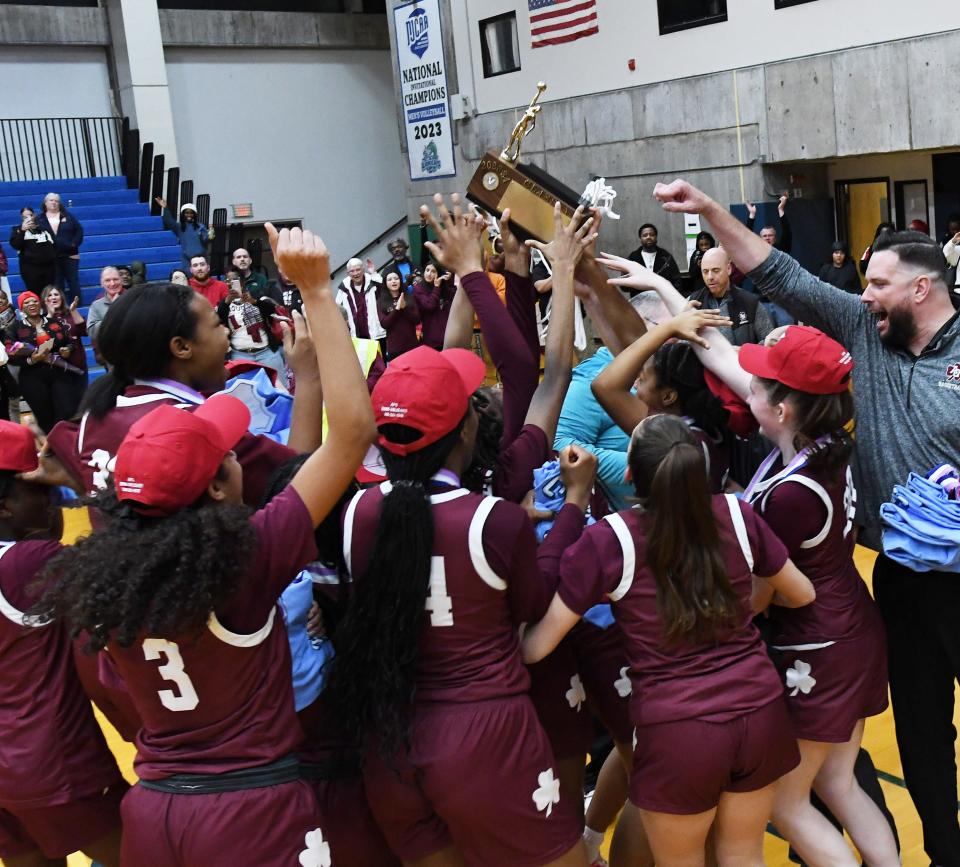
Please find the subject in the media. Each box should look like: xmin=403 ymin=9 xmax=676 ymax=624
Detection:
xmin=0 ymin=780 xmax=127 ymax=859
xmin=774 ymin=627 xmax=889 ymax=743
xmin=120 ymin=780 xmax=324 ymax=867
xmin=310 ymin=776 xmax=400 ymax=866
xmin=571 ymin=620 xmax=634 ymax=746
xmin=364 ymin=695 xmax=582 ymax=867
xmin=631 ymin=698 xmax=800 ymax=815
xmin=527 ymin=636 xmax=593 ymax=760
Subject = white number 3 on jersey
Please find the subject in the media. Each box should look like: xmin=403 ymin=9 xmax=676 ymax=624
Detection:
xmin=143 ymin=638 xmax=200 ymax=711
xmin=425 ymin=556 xmax=454 ymax=627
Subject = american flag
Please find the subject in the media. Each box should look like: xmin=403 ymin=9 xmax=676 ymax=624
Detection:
xmin=528 ymin=0 xmax=599 ymax=49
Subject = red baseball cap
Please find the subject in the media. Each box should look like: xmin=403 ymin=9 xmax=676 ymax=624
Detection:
xmin=739 ymin=325 xmax=853 ymax=395
xmin=0 ymin=421 xmax=38 ymax=473
xmin=114 ymin=394 xmax=251 ymax=516
xmin=371 ymin=346 xmax=486 ymax=456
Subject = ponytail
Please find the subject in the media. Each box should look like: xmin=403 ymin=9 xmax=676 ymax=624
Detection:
xmin=325 ymin=420 xmax=465 ymax=756
xmin=629 ymin=414 xmax=742 ymax=646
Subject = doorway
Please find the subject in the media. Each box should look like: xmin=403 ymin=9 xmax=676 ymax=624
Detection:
xmin=894 ymin=179 xmax=929 ymax=232
xmin=835 ymin=177 xmax=890 ymax=267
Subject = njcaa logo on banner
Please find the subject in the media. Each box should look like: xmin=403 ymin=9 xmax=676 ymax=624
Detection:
xmin=407 ymin=7 xmax=429 ymax=58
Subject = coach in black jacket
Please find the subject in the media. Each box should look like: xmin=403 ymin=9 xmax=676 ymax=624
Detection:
xmin=687 ymin=247 xmax=773 ymax=346
xmin=626 ymin=223 xmax=682 ymax=291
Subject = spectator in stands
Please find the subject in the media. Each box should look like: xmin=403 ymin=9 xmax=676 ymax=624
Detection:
xmin=0 ymin=240 xmax=7 ymax=303
xmin=687 ymin=247 xmax=773 ymax=346
xmin=232 ymin=247 xmax=274 ymax=300
xmin=746 ymin=195 xmax=792 ymax=253
xmin=86 ymin=266 xmax=125 ymax=345
xmin=336 ymin=257 xmax=385 ymax=345
xmin=941 ymin=226 xmax=960 ymax=308
xmin=413 ymin=260 xmax=455 ymax=350
xmin=2 ymin=290 xmax=77 ymax=432
xmin=116 ymin=264 xmax=134 ymax=290
xmin=377 ymin=270 xmax=420 ymax=360
xmin=626 ymin=222 xmax=682 ymax=290
xmin=169 ymin=269 xmax=189 ymax=286
xmin=687 ymin=230 xmax=716 ymax=295
xmin=818 ymin=241 xmax=861 ymax=294
xmin=156 ymin=198 xmax=211 ymax=269
xmin=275 ymin=269 xmax=303 ymax=314
xmin=9 ymin=207 xmax=56 ymax=295
xmin=38 ymin=192 xmax=84 ymax=305
xmin=40 ymin=285 xmax=88 ymax=418
xmin=381 ymin=236 xmax=415 ymax=286
xmin=0 ymin=293 xmax=19 ymax=422
xmin=188 ymin=255 xmax=229 ymax=307
xmin=217 ymin=277 xmax=289 ymax=387
xmin=859 ymin=221 xmax=895 ymax=276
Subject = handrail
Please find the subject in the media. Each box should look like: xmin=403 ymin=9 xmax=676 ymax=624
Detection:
xmin=0 ymin=117 xmax=123 ymax=182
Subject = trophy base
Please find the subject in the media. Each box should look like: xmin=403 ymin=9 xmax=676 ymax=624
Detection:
xmin=467 ymin=152 xmax=585 ymax=243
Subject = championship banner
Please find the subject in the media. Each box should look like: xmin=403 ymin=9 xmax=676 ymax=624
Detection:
xmin=394 ymin=0 xmax=457 ymax=181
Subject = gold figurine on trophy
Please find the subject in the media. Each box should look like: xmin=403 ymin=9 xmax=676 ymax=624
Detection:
xmin=467 ymin=82 xmax=585 ymax=242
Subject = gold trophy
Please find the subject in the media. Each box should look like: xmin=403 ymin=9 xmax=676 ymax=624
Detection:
xmin=467 ymin=83 xmax=586 ymax=242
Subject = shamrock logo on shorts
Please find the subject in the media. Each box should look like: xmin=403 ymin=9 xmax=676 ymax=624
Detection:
xmin=565 ymin=673 xmax=586 ymax=711
xmin=614 ymin=666 xmax=632 ymax=698
xmin=785 ymin=659 xmax=816 ymax=697
xmin=298 ymin=828 xmax=331 ymax=867
xmin=532 ymin=768 xmax=561 ymax=817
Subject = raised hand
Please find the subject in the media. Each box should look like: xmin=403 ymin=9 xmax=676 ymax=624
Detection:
xmin=420 ymin=193 xmax=485 ymax=277
xmin=282 ymin=309 xmax=319 ymax=381
xmin=653 ymin=179 xmax=714 ymax=214
xmin=525 ymin=204 xmax=596 ymax=271
xmin=154 ymin=197 xmax=167 ymax=209
xmin=746 ymin=202 xmax=757 ymax=220
xmin=265 ymin=223 xmax=331 ymax=293
xmin=498 ymin=208 xmax=530 ymax=277
xmin=559 ymin=443 xmax=597 ymax=510
xmin=778 ymin=193 xmax=788 ymax=218
xmin=665 ymin=304 xmax=732 ymax=349
xmin=596 ymin=251 xmax=658 ymax=292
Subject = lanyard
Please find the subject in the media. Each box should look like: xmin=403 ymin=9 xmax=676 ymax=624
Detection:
xmin=743 ymin=436 xmax=831 ymax=503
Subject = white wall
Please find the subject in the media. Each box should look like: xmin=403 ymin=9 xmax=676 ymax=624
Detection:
xmin=165 ymin=47 xmax=406 ymax=267
xmin=0 ymin=47 xmax=114 ymax=117
xmin=454 ymin=0 xmax=954 ymax=114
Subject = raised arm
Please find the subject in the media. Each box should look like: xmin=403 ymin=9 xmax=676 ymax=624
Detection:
xmin=442 ymin=275 xmax=474 ymax=350
xmin=598 ymin=252 xmax=751 ymax=401
xmin=266 ymin=223 xmax=376 ymax=525
xmin=520 ymin=204 xmax=596 ymax=443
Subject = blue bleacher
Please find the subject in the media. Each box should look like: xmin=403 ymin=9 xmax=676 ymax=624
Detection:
xmin=1 ymin=176 xmax=182 ymax=382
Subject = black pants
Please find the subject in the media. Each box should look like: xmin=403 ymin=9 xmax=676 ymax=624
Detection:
xmin=874 ymin=553 xmax=960 ymax=866
xmin=17 ymin=364 xmax=87 ymax=433
xmin=18 ymin=260 xmax=56 ymax=295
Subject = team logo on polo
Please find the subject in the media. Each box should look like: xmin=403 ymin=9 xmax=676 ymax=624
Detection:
xmin=407 ymin=7 xmax=429 ymax=59
xmin=938 ymin=362 xmax=960 ymax=392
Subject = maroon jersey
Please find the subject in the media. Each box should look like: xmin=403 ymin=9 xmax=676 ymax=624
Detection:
xmin=107 ymin=487 xmax=317 ymax=779
xmin=494 ymin=423 xmax=550 ymax=504
xmin=344 ymin=482 xmax=567 ymax=703
xmin=557 ymin=495 xmax=789 ymax=725
xmin=0 ymin=541 xmax=121 ymax=807
xmin=47 ymin=378 xmax=294 ymax=506
xmin=747 ymin=461 xmax=879 ymax=646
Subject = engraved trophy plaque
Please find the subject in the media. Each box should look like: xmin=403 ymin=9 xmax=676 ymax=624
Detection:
xmin=466 ymin=83 xmax=586 ymax=243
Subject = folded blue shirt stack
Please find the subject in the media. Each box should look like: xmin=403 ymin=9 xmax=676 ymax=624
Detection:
xmin=881 ymin=467 xmax=960 ymax=573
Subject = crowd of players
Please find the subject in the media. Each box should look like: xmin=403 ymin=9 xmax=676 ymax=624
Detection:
xmin=0 ymin=175 xmax=957 ymax=867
